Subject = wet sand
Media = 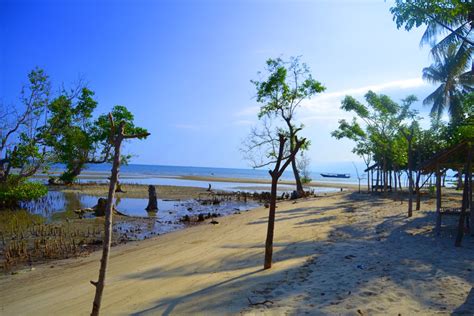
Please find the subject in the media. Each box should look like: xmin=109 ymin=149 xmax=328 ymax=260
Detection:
xmin=1 ymin=191 xmax=472 ymax=315
xmin=180 ymin=175 xmax=359 ymax=190
xmin=56 ymin=183 xmax=211 ymax=200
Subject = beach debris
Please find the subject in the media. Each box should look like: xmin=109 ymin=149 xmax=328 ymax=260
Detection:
xmin=145 ymin=185 xmax=158 ymax=212
xmin=247 ymin=297 xmax=273 ymax=306
xmin=290 ymin=190 xmax=299 ymax=200
xmin=48 ymin=177 xmax=63 ymax=185
xmin=210 ymin=219 xmax=219 ymax=225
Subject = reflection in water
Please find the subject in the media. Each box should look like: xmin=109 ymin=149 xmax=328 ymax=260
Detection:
xmin=20 ymin=191 xmax=260 ymax=240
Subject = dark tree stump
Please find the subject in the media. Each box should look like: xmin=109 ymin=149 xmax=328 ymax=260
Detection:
xmin=146 ymin=185 xmax=158 ymax=211
xmin=94 ymin=198 xmax=108 ymax=217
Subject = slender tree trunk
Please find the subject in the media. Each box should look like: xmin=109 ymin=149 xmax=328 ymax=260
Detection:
xmin=90 ymin=118 xmax=149 ymax=316
xmin=264 ymin=173 xmax=278 ymax=269
xmin=291 ymin=157 xmax=304 ymax=195
xmin=286 ymin=123 xmax=304 ymax=196
xmin=91 ymin=136 xmax=122 ymax=316
xmin=263 ymin=134 xmax=304 ymax=270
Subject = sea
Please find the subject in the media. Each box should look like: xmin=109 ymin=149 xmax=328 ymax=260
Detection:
xmin=44 ymin=163 xmax=364 ymax=192
xmin=64 ymin=163 xmax=360 ymax=183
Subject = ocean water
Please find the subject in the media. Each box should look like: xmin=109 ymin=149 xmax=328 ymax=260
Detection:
xmin=51 ymin=163 xmax=361 ymax=185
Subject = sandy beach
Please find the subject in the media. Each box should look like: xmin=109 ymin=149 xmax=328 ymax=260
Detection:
xmin=1 ymin=190 xmax=472 ymax=315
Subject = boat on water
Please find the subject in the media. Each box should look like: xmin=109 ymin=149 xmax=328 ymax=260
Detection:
xmin=320 ymin=173 xmax=350 ymax=179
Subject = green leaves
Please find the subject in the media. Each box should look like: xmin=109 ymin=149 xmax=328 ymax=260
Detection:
xmin=253 ymin=56 xmax=326 ymax=122
xmin=0 ymin=176 xmax=47 ymax=207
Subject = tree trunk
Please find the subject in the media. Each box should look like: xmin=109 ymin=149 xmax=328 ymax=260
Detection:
xmin=264 ymin=173 xmax=278 ymax=270
xmin=91 ymin=136 xmax=122 ymax=316
xmin=262 ymin=134 xmax=304 ymax=270
xmin=291 ymin=157 xmax=304 ymax=196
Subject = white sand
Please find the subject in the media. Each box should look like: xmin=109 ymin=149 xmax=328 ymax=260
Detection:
xmin=1 ymin=192 xmax=473 ymax=315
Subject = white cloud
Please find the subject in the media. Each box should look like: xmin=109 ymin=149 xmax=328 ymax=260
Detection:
xmin=299 ymin=77 xmax=429 ymax=127
xmin=234 ymin=77 xmax=429 ymax=130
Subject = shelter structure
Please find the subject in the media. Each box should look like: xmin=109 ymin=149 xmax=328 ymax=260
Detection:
xmin=364 ymin=163 xmax=392 ymax=192
xmin=418 ymin=140 xmax=473 ymax=247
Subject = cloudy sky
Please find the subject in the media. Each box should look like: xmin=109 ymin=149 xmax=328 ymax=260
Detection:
xmin=1 ymin=0 xmax=436 ymax=169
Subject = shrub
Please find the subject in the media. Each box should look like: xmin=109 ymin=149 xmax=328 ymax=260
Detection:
xmin=0 ymin=176 xmax=48 ymax=208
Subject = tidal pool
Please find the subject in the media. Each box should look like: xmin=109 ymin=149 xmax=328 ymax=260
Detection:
xmin=19 ymin=190 xmax=261 ymax=240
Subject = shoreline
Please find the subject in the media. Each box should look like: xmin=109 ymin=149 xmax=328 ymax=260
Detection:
xmin=34 ymin=170 xmax=360 ymax=190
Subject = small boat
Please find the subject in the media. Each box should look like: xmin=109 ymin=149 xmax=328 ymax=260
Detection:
xmin=320 ymin=173 xmax=350 ymax=179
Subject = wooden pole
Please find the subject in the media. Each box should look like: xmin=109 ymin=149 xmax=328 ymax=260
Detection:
xmin=435 ymin=165 xmax=442 ymax=235
xmin=467 ymin=162 xmax=474 ymax=236
xmin=455 ymin=146 xmax=473 ymax=247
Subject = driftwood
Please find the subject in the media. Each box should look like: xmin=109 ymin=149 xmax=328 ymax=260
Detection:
xmin=145 ymin=185 xmax=158 ymax=211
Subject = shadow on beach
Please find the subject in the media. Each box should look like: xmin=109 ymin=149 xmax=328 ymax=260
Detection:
xmin=125 ymin=192 xmax=474 ymax=315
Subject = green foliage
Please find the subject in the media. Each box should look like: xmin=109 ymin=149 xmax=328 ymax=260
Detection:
xmin=391 ymin=1 xmax=473 ymax=123
xmin=422 ymin=43 xmax=473 ymax=121
xmin=94 ymin=105 xmax=149 ymax=141
xmin=46 ymin=88 xmax=148 ymax=183
xmin=390 ymin=0 xmax=472 ymax=33
xmin=333 ymin=91 xmax=419 ymax=170
xmin=0 ymin=67 xmax=51 ymax=182
xmin=251 ymin=57 xmax=324 ymax=173
xmin=253 ymin=57 xmax=325 ymax=123
xmin=0 ymin=176 xmax=48 ymax=208
xmin=44 ymin=88 xmax=99 ymax=183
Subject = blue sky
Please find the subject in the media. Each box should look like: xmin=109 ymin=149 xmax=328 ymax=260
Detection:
xmin=1 ymin=0 xmax=436 ymax=170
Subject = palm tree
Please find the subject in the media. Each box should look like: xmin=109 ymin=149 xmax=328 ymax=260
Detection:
xmin=422 ymin=43 xmax=474 ymax=122
xmin=420 ymin=11 xmax=473 ymax=59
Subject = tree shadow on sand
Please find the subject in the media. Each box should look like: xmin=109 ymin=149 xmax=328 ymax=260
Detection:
xmin=128 ymin=192 xmax=474 ymax=315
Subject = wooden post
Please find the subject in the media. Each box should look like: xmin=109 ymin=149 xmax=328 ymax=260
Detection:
xmin=455 ymin=146 xmax=472 ymax=247
xmin=467 ymin=163 xmax=474 ymax=236
xmin=435 ymin=165 xmax=442 ymax=235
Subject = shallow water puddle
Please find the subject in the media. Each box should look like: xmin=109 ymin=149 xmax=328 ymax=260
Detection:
xmin=19 ymin=191 xmax=260 ymax=240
